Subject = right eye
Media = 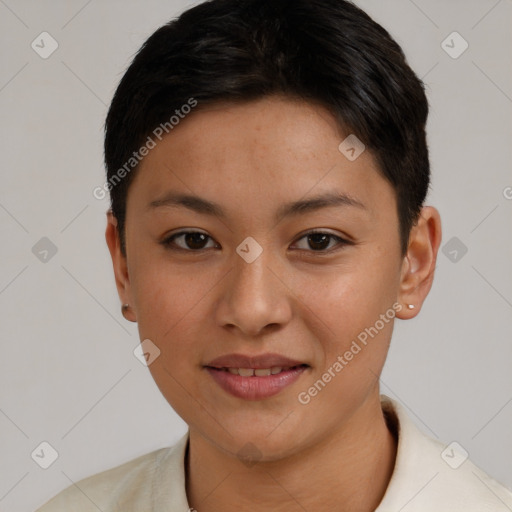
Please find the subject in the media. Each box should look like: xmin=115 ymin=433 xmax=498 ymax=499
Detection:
xmin=161 ymin=230 xmax=220 ymax=251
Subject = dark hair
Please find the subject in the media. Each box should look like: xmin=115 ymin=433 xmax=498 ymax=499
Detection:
xmin=104 ymin=0 xmax=430 ymax=256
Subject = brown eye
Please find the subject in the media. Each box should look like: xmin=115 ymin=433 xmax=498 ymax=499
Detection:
xmin=162 ymin=231 xmax=217 ymax=251
xmin=306 ymin=233 xmax=331 ymax=251
xmin=292 ymin=231 xmax=349 ymax=253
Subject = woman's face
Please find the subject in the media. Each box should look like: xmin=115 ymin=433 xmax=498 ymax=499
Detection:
xmin=115 ymin=96 xmax=408 ymax=459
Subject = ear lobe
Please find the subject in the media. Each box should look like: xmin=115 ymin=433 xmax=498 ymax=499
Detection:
xmin=396 ymin=206 xmax=442 ymax=319
xmin=105 ymin=210 xmax=136 ymax=321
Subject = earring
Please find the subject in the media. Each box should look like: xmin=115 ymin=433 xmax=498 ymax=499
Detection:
xmin=407 ymin=304 xmax=415 ymax=310
xmin=121 ymin=303 xmax=131 ymax=319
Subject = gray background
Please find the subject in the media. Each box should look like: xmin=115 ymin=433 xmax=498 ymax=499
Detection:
xmin=0 ymin=1 xmax=511 ymax=510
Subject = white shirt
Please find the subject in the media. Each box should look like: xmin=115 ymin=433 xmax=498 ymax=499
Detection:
xmin=36 ymin=395 xmax=512 ymax=511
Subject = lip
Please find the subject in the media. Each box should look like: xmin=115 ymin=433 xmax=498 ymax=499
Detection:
xmin=204 ymin=353 xmax=309 ymax=401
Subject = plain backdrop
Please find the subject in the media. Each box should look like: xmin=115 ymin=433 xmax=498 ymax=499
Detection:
xmin=0 ymin=1 xmax=511 ymax=510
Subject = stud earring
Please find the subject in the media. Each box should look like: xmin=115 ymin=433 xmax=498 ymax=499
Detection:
xmin=121 ymin=303 xmax=131 ymax=319
xmin=407 ymin=304 xmax=415 ymax=310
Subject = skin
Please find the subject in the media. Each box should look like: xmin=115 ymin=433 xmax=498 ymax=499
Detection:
xmin=106 ymin=95 xmax=442 ymax=511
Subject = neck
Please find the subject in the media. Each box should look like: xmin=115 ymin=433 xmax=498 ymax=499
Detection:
xmin=186 ymin=393 xmax=397 ymax=512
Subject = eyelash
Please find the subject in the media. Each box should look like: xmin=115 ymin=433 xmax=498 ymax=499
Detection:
xmin=161 ymin=229 xmax=351 ymax=255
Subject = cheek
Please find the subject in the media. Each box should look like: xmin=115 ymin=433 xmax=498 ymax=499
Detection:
xmin=297 ymin=258 xmax=399 ymax=336
xmin=293 ymin=255 xmax=401 ymax=395
xmin=130 ymin=261 xmax=210 ymax=419
xmin=295 ymin=270 xmax=397 ymax=416
xmin=129 ymin=253 xmax=206 ymax=352
xmin=122 ymin=228 xmax=213 ymax=417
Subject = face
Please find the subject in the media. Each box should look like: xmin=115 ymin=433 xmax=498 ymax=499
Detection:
xmin=112 ymin=96 xmax=410 ymax=460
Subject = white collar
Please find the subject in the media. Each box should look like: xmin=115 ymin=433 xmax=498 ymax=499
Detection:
xmin=152 ymin=395 xmax=512 ymax=511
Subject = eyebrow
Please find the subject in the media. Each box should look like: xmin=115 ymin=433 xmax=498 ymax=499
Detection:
xmin=147 ymin=190 xmax=366 ymax=222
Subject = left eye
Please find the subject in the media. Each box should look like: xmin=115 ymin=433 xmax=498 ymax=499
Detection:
xmin=292 ymin=231 xmax=348 ymax=252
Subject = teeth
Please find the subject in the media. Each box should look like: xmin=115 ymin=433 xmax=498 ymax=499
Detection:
xmin=254 ymin=368 xmax=271 ymax=376
xmin=222 ymin=366 xmax=290 ymax=376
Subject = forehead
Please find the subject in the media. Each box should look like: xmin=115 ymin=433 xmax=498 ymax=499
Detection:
xmin=127 ymin=96 xmax=395 ymax=221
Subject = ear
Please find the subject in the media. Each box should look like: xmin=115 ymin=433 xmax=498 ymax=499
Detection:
xmin=396 ymin=206 xmax=442 ymax=319
xmin=105 ymin=209 xmax=136 ymax=322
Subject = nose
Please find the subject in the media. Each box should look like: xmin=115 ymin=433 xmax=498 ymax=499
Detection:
xmin=214 ymin=246 xmax=293 ymax=337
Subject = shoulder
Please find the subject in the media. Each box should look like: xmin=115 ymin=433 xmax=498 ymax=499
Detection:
xmin=36 ymin=448 xmax=167 ymax=511
xmin=378 ymin=395 xmax=512 ymax=512
xmin=36 ymin=433 xmax=189 ymax=512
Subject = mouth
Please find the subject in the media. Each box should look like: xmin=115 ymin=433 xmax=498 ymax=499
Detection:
xmin=207 ymin=364 xmax=308 ymax=377
xmin=204 ymin=354 xmax=310 ymax=400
